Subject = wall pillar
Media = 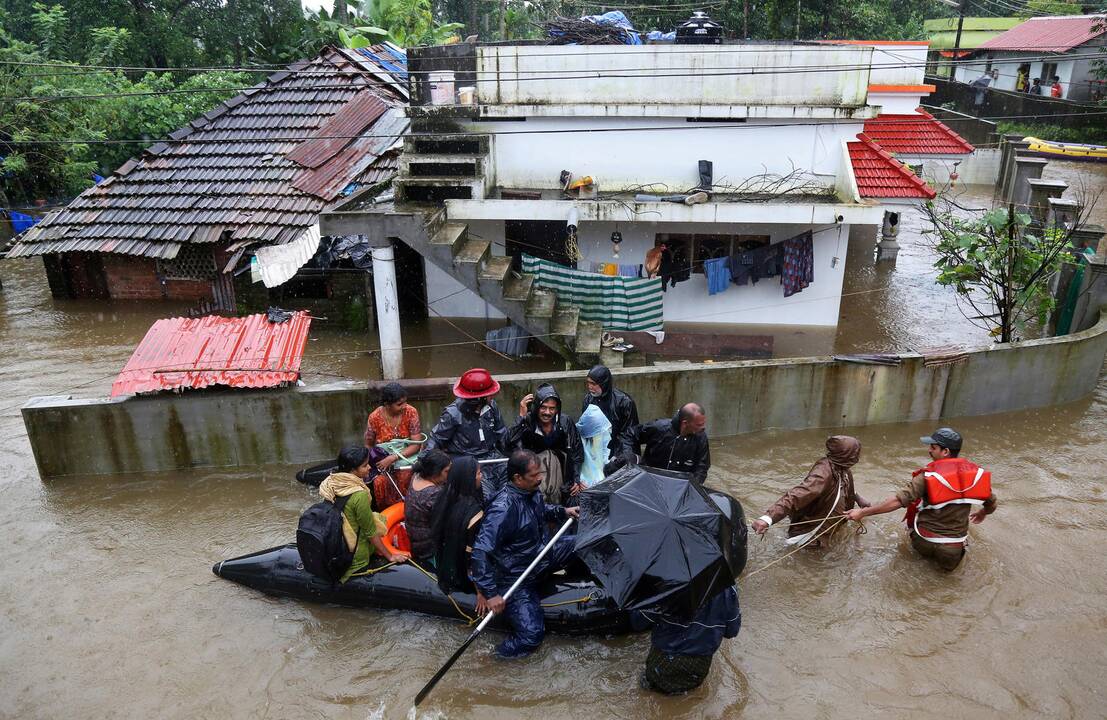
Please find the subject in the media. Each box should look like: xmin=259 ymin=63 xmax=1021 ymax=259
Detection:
xmin=1011 ymin=157 xmax=1048 ymax=210
xmin=1026 ymin=179 xmax=1068 ymax=228
xmin=1073 ymin=254 xmax=1107 ymax=333
xmin=371 ymin=243 xmax=404 ymax=380
xmin=876 ymin=210 xmax=901 ymax=264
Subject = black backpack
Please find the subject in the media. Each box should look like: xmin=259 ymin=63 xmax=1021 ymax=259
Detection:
xmin=296 ymin=494 xmax=356 ymax=583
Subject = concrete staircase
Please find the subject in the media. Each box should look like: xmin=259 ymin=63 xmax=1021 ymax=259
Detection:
xmin=411 ymin=213 xmax=624 ymax=369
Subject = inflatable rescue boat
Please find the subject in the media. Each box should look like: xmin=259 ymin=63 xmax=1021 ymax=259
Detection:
xmin=214 ymin=491 xmax=747 ymax=635
xmin=1024 ymin=136 xmax=1107 ymax=162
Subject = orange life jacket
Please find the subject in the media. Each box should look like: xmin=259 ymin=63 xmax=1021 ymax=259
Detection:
xmin=905 ymin=458 xmax=991 ymax=544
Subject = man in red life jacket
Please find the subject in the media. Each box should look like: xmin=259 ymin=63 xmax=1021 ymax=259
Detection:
xmin=846 ymin=428 xmax=997 ymax=571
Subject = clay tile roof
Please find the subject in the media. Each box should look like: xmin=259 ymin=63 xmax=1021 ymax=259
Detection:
xmin=862 ymin=108 xmax=975 ymax=156
xmin=6 ymin=45 xmax=410 ymax=261
xmin=848 ymin=134 xmax=936 ymax=200
xmin=979 ymin=14 xmax=1107 ymax=52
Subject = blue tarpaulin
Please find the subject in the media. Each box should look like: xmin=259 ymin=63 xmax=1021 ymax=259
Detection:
xmin=7 ymin=210 xmax=41 ymax=234
xmin=356 ymin=48 xmax=408 ymax=81
xmin=581 ymin=11 xmax=642 ymax=44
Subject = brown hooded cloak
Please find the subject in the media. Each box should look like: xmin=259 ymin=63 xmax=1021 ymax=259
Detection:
xmin=763 ymin=436 xmax=863 ymax=547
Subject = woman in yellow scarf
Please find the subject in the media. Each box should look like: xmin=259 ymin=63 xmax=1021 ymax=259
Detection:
xmin=319 ymin=446 xmax=408 ymax=582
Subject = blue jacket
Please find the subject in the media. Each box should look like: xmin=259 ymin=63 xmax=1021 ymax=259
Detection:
xmin=470 ymin=483 xmax=568 ymax=597
xmin=632 ymin=586 xmax=741 ymax=656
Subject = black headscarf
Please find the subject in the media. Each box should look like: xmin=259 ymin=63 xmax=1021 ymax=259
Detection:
xmin=429 ymin=456 xmax=483 ymax=593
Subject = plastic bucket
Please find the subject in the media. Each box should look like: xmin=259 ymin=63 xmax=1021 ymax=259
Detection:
xmin=458 ymin=86 xmax=476 ymax=105
xmin=428 ymin=71 xmax=455 ymax=105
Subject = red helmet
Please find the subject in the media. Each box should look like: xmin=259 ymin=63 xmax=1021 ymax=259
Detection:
xmin=453 ymin=368 xmax=501 ymax=399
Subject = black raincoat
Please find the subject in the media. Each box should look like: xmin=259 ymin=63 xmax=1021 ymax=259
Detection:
xmin=614 ymin=411 xmax=711 ymax=484
xmin=427 ymin=398 xmax=509 ymax=502
xmin=580 ymin=365 xmax=640 ymax=454
xmin=470 ymin=483 xmax=575 ymax=657
xmin=507 ymin=383 xmax=584 ymax=501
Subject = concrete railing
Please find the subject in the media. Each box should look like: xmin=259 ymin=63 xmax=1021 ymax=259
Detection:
xmin=23 ymin=311 xmax=1107 ymax=478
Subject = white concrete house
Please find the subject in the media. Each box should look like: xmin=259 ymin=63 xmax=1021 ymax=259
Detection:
xmin=327 ymin=40 xmax=973 ymax=366
xmin=952 ymin=14 xmax=1107 ymax=101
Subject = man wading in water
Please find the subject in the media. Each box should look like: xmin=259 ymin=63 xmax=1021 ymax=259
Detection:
xmin=751 ymin=436 xmax=870 ymax=548
xmin=847 ymin=428 xmax=997 ymax=571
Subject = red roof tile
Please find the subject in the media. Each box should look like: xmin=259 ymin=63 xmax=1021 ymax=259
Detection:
xmin=848 ymin=134 xmax=936 ymax=200
xmin=979 ymin=15 xmax=1106 ymax=52
xmin=111 ymin=311 xmax=312 ymax=397
xmin=863 ymin=109 xmax=974 ymax=156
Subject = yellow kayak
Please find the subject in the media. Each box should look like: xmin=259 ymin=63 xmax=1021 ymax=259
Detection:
xmin=1024 ymin=136 xmax=1107 ymax=161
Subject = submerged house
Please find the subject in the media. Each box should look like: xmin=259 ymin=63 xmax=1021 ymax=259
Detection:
xmin=4 ymin=45 xmax=410 ymax=315
xmin=323 ymin=38 xmax=972 ymax=369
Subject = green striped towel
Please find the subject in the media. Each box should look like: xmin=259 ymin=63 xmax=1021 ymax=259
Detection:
xmin=521 ymin=253 xmax=664 ymax=331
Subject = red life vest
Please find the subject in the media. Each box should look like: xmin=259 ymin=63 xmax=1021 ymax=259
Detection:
xmin=904 ymin=458 xmax=991 ymax=544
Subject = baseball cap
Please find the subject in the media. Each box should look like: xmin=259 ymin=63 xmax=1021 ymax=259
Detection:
xmin=921 ymin=427 xmax=962 ymax=453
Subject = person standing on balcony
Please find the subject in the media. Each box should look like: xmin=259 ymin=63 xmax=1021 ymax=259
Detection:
xmin=1050 ymin=76 xmax=1063 ymax=98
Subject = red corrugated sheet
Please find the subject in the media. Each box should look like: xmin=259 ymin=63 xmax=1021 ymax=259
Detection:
xmin=979 ymin=15 xmax=1106 ymax=52
xmin=848 ymin=134 xmax=937 ymax=200
xmin=863 ymin=109 xmax=975 ymax=156
xmin=111 ymin=311 xmax=312 ymax=397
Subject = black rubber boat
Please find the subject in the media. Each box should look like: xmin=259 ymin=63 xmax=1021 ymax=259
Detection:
xmin=295 ymin=460 xmax=334 ymax=487
xmin=213 ymin=545 xmax=630 ymax=635
xmin=215 ymin=489 xmax=747 ymax=635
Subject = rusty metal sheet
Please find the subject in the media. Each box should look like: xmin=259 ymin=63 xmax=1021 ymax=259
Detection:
xmin=110 ymin=311 xmax=312 ymax=397
xmin=285 ymin=91 xmax=389 ymax=169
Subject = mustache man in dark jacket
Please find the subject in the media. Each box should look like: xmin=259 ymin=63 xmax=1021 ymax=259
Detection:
xmin=609 ymin=403 xmax=710 ymax=484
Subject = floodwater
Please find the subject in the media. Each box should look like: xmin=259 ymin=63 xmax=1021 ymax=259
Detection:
xmin=1 ymin=161 xmax=1106 ymax=718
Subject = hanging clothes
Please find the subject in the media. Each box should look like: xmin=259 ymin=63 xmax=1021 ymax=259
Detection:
xmin=617 ymin=264 xmax=641 ymax=278
xmin=781 ymin=230 xmax=814 ymax=298
xmin=703 ymin=257 xmax=731 ymax=295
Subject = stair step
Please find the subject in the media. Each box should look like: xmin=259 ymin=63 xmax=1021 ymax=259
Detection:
xmin=430 ymin=222 xmax=468 ymax=256
xmin=396 ymin=175 xmax=482 ymax=186
xmin=575 ymin=320 xmax=602 ymax=355
xmin=402 ymin=153 xmax=487 ymax=162
xmin=405 ymin=134 xmax=490 ymax=155
xmin=599 ymin=347 xmax=627 ymax=368
xmin=479 ymin=255 xmax=512 ymax=283
xmin=503 ymin=273 xmax=535 ymax=302
xmin=550 ymin=306 xmax=580 ymax=336
xmin=455 ymin=238 xmax=490 ymax=266
xmin=526 ymin=288 xmax=557 ymax=319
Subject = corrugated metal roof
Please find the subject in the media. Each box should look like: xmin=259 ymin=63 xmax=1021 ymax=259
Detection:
xmin=863 ymin=109 xmax=974 ymax=156
xmin=979 ymin=14 xmax=1106 ymax=52
xmin=848 ymin=134 xmax=937 ymax=200
xmin=6 ymin=45 xmax=409 ymax=263
xmin=110 ymin=311 xmax=312 ymax=397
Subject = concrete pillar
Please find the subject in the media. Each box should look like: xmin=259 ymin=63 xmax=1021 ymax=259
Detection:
xmin=371 ymin=243 xmax=404 ymax=380
xmin=1011 ymin=157 xmax=1048 ymax=211
xmin=876 ymin=210 xmax=901 ymax=264
xmin=1048 ymin=197 xmax=1080 ymax=229
xmin=1026 ymin=179 xmax=1068 ymax=228
xmin=1072 ymin=254 xmax=1107 ymax=333
xmin=996 ymin=135 xmax=1030 ymax=205
xmin=1071 ymin=224 xmax=1106 ymax=256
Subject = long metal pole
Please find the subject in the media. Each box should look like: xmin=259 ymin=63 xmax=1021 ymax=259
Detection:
xmin=414 ymin=516 xmax=576 ymax=707
xmin=370 ymin=244 xmax=404 ymax=380
xmin=952 ymin=3 xmax=965 ymax=80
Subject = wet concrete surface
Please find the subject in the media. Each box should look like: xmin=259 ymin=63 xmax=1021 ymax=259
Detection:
xmin=1 ymin=161 xmax=1105 ymax=718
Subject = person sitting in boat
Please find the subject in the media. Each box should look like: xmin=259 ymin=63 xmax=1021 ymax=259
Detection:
xmin=506 ymin=382 xmax=584 ymax=505
xmin=471 ymin=449 xmax=580 ymax=659
xmin=750 ymin=436 xmax=870 ymax=548
xmin=608 ymin=403 xmax=710 ymax=484
xmin=632 ymin=585 xmax=741 ymax=695
xmin=364 ymin=381 xmax=423 ymax=508
xmin=429 ymin=456 xmax=485 ymax=596
xmin=319 ymin=446 xmax=408 ymax=582
xmin=427 ymin=368 xmax=510 ymax=504
xmin=404 ymin=449 xmax=453 ymax=566
xmin=581 ymin=364 xmax=639 ymax=456
xmin=576 ymin=404 xmax=612 ymax=492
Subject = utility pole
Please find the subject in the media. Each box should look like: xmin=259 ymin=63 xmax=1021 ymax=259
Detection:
xmin=795 ymin=0 xmax=801 ymax=40
xmin=947 ymin=0 xmax=966 ymax=80
xmin=743 ymin=0 xmax=749 ymax=39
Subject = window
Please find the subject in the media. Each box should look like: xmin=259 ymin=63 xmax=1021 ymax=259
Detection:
xmin=157 ymin=244 xmax=216 ymax=280
xmin=655 ymin=234 xmax=772 ymax=274
xmin=1040 ymin=62 xmax=1058 ymax=84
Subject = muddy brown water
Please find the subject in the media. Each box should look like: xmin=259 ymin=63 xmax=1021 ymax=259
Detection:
xmin=1 ymin=163 xmax=1105 ymax=718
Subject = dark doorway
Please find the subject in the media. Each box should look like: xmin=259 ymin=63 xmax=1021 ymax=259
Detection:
xmin=505 ymin=220 xmax=571 ymax=270
xmin=44 ymin=252 xmax=109 ymax=299
xmin=392 ymin=238 xmax=428 ymax=321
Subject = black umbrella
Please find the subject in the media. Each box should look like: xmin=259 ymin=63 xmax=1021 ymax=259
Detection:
xmin=574 ymin=464 xmax=743 ymax=618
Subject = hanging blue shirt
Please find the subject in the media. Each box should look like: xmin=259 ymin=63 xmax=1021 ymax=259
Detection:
xmin=703 ymin=256 xmax=731 ymax=295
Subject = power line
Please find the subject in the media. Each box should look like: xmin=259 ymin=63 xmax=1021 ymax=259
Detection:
xmin=3 ymin=109 xmax=1105 ymax=147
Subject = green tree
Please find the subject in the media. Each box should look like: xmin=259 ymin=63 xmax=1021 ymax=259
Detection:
xmin=923 ymin=201 xmax=1082 ymax=343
